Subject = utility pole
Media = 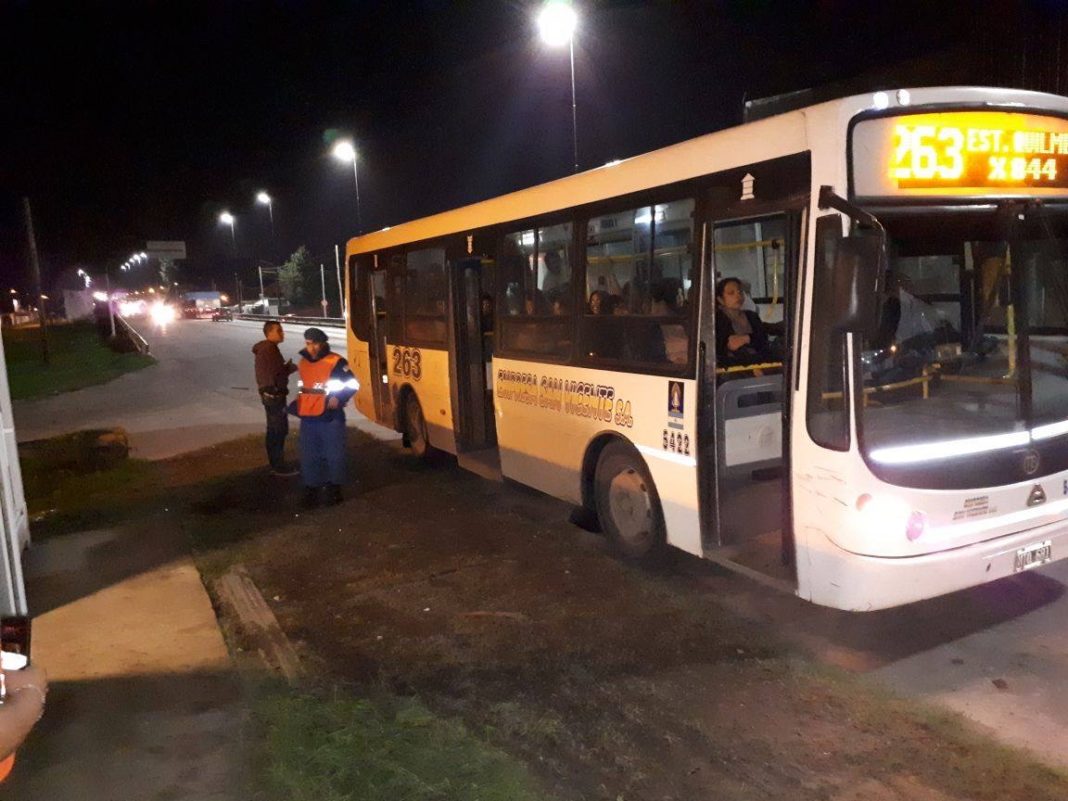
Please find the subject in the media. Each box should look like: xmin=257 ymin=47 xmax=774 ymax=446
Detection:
xmin=21 ymin=198 xmax=48 ymax=365
xmin=258 ymin=264 xmax=265 ymax=310
xmin=105 ymin=266 xmax=116 ymax=338
xmin=319 ymin=263 xmax=328 ymax=317
xmin=335 ymin=244 xmax=345 ymax=318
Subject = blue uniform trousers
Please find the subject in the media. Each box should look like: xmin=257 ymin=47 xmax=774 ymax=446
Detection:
xmin=298 ymin=416 xmax=347 ymax=488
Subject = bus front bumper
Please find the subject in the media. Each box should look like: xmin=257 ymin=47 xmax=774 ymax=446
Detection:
xmin=804 ymin=515 xmax=1068 ymax=611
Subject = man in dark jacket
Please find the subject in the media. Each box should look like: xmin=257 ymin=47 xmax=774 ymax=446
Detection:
xmin=253 ymin=320 xmax=299 ymax=476
xmin=288 ymin=327 xmax=359 ymax=507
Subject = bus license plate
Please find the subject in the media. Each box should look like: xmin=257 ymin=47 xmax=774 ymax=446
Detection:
xmin=1014 ymin=540 xmax=1053 ymax=573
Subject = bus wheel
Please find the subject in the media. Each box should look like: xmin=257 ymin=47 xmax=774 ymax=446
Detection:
xmin=594 ymin=441 xmax=665 ymax=561
xmin=403 ymin=393 xmax=435 ymax=460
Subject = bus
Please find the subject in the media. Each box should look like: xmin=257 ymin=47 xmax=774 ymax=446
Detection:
xmin=343 ymin=86 xmax=1068 ymax=611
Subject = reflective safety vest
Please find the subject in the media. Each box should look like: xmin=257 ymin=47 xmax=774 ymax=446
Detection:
xmin=296 ymin=352 xmax=342 ymax=417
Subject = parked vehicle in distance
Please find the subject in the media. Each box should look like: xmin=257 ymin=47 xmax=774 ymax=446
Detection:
xmin=182 ymin=291 xmax=224 ymax=319
xmin=211 ymin=307 xmax=233 ymax=322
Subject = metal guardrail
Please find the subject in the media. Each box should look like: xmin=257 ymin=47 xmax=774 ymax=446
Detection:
xmin=236 ymin=313 xmax=347 ymax=328
xmin=116 ymin=314 xmax=150 ymax=355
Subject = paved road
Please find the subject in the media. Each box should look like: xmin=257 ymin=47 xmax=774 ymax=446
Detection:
xmin=13 ymin=317 xmax=391 ymax=460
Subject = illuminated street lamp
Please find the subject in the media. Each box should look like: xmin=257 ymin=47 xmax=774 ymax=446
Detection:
xmin=219 ymin=210 xmax=237 ymax=253
xmin=331 ymin=139 xmax=362 ymax=233
xmin=256 ymin=190 xmax=275 ymax=237
xmin=537 ymin=0 xmax=579 ymax=173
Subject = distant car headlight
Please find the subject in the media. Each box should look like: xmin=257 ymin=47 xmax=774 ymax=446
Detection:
xmin=151 ymin=303 xmax=175 ymax=325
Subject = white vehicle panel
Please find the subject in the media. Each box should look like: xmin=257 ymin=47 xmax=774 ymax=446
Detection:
xmin=493 ymin=357 xmax=703 ymax=557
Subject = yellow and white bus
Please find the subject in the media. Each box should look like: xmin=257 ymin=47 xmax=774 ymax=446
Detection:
xmin=345 ymin=86 xmax=1068 ymax=611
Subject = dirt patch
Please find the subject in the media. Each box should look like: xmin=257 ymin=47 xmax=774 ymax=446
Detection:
xmin=180 ymin=432 xmax=1068 ymax=801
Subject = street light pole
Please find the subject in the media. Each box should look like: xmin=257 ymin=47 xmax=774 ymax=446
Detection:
xmin=256 ymin=191 xmax=275 ymax=238
xmin=537 ymin=1 xmax=580 ymax=173
xmin=105 ymin=265 xmax=116 ymax=338
xmin=219 ymin=211 xmax=237 ymax=255
xmin=568 ymin=35 xmax=578 ymax=174
xmin=352 ymin=158 xmax=362 ymax=234
xmin=331 ymin=140 xmax=362 ymax=234
xmin=21 ymin=197 xmax=49 ymax=364
xmin=335 ymin=244 xmax=345 ymax=318
xmin=320 ymin=263 xmax=328 ymax=317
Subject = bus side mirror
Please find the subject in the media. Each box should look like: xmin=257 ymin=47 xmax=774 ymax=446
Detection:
xmin=832 ymin=230 xmax=885 ymax=334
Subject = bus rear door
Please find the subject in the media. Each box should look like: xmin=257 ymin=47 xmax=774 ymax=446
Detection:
xmin=449 ymin=237 xmax=500 ymax=479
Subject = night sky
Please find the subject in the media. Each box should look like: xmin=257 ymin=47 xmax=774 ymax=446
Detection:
xmin=0 ymin=1 xmax=1049 ymax=294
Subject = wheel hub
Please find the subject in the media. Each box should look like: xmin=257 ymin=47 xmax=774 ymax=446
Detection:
xmin=608 ymin=468 xmax=652 ymax=546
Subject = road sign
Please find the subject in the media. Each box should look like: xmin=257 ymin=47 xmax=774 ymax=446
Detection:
xmin=146 ymin=241 xmax=187 ymax=261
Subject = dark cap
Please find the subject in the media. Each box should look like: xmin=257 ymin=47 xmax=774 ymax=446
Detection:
xmin=303 ymin=327 xmax=329 ymax=344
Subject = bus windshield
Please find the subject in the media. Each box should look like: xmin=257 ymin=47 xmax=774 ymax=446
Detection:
xmin=856 ymin=203 xmax=1068 ymax=489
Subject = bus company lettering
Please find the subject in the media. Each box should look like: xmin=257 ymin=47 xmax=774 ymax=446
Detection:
xmin=495 ymin=370 xmax=539 ymax=406
xmin=495 ymin=370 xmax=633 ymax=427
xmin=563 ymin=380 xmax=614 ymax=422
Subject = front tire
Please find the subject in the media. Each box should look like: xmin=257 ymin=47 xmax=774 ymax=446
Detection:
xmin=403 ymin=393 xmax=437 ymax=461
xmin=593 ymin=441 xmax=666 ymax=561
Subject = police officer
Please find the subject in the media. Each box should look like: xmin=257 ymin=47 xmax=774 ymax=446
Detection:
xmin=289 ymin=327 xmax=359 ymax=507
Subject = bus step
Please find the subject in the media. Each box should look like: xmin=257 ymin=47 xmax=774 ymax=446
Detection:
xmin=704 ymin=535 xmax=796 ymax=595
xmin=458 ymin=448 xmax=503 ymax=482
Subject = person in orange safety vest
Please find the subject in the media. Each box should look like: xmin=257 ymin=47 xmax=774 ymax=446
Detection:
xmin=287 ymin=327 xmax=359 ymax=507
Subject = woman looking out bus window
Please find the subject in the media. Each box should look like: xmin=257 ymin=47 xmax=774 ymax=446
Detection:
xmin=715 ymin=277 xmax=775 ymax=366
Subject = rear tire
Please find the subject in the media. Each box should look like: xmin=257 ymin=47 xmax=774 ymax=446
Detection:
xmin=403 ymin=393 xmax=437 ymax=461
xmin=593 ymin=441 xmax=666 ymax=561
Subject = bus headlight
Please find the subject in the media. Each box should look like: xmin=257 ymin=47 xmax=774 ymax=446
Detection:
xmin=905 ymin=510 xmax=927 ymax=541
xmin=855 ymin=494 xmax=926 ymax=541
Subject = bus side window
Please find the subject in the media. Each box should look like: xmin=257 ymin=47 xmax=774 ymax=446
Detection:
xmin=404 ymin=247 xmax=448 ymax=344
xmin=350 ymin=254 xmax=378 ymax=341
xmin=498 ymin=225 xmax=573 ymax=358
xmin=580 ymin=198 xmax=694 ymax=369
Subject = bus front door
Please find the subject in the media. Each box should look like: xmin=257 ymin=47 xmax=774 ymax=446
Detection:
xmin=699 ymin=192 xmax=804 ymax=588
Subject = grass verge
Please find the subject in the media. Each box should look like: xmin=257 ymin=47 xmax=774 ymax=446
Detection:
xmin=256 ymin=688 xmax=551 ymax=801
xmin=20 ymin=430 xmax=162 ymax=538
xmin=3 ymin=321 xmax=154 ymax=399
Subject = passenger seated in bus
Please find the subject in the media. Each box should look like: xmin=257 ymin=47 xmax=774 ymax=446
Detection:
xmin=480 ymin=294 xmax=494 ymax=333
xmin=650 ymin=279 xmax=682 ymax=316
xmin=524 ymin=289 xmax=550 ymax=316
xmin=588 ymin=289 xmax=614 ymax=315
xmin=715 ymin=277 xmax=776 ymax=367
xmin=505 ymin=283 xmax=523 ymax=316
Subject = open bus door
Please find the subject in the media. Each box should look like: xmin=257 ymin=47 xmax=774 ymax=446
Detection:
xmin=449 ymin=241 xmax=500 ymax=480
xmin=352 ymin=253 xmax=393 ymax=425
xmin=696 ymin=155 xmax=809 ymax=590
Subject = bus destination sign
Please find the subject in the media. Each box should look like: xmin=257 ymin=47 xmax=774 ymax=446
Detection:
xmin=852 ymin=111 xmax=1068 ymax=198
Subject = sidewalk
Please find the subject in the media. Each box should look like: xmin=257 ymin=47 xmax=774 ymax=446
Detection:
xmin=2 ymin=517 xmax=246 ymax=799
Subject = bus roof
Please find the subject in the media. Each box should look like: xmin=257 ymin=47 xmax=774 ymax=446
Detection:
xmin=345 ymin=86 xmax=1068 ymax=257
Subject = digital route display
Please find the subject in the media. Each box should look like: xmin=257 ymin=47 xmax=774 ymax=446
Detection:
xmin=852 ymin=110 xmax=1068 ymax=198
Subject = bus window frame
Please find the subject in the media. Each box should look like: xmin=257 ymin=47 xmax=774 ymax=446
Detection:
xmin=400 ymin=242 xmax=450 ymax=348
xmin=574 ymin=188 xmax=701 ymax=378
xmin=384 ymin=248 xmax=407 ymax=347
xmin=495 ymin=210 xmax=579 ymax=364
xmin=349 ymin=253 xmax=372 ymax=342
